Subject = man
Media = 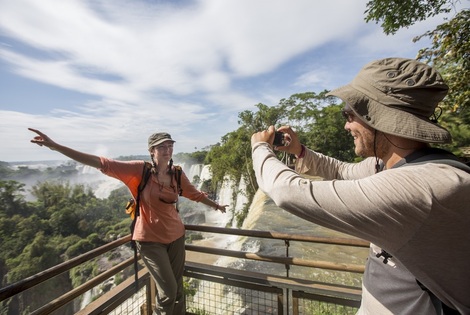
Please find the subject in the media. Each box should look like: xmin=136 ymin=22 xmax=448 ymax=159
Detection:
xmin=251 ymin=58 xmax=469 ymax=314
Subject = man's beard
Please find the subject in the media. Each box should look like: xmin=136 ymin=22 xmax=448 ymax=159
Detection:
xmin=355 ymin=129 xmax=389 ymax=158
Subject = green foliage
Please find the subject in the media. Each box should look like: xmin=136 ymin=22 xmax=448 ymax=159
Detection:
xmin=64 ymin=233 xmax=104 ymax=259
xmin=305 ymin=104 xmax=356 ymax=161
xmin=432 ymin=108 xmax=470 ymax=154
xmin=281 ymin=91 xmax=331 ymax=127
xmin=364 ymin=0 xmax=452 ymax=35
xmin=6 ymin=231 xmax=61 ymax=283
xmin=280 ymin=91 xmax=355 ymax=161
xmin=105 ymin=219 xmax=133 ymax=239
xmin=174 ymin=151 xmax=208 ymax=165
xmin=0 ymin=180 xmax=30 ymax=217
xmin=70 ymin=261 xmax=97 ymax=288
xmin=205 ymin=92 xmax=356 ymax=227
xmin=365 ymin=0 xmax=469 ymax=152
xmin=0 ymin=179 xmax=130 ymax=288
xmin=415 ymin=9 xmax=470 ymax=126
xmin=235 ymin=201 xmax=251 ymax=228
xmin=205 ymin=129 xmax=251 ymax=187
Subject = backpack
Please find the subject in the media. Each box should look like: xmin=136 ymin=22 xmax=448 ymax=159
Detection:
xmin=126 ymin=161 xmax=183 ymax=292
xmin=125 ymin=162 xmax=184 ymax=219
xmin=393 ymin=147 xmax=468 ymax=314
xmin=393 ymin=147 xmax=470 ymax=173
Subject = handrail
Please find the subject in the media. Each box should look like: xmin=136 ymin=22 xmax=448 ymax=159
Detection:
xmin=0 ymin=235 xmax=131 ymax=302
xmin=185 ymin=244 xmax=365 ymax=273
xmin=185 ymin=224 xmax=370 ymax=247
xmin=1 ymin=225 xmax=368 ymax=313
xmin=30 ymin=257 xmax=135 ymax=315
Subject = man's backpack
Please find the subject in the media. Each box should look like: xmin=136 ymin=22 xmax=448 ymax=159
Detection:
xmin=393 ymin=147 xmax=469 ymax=315
xmin=127 ymin=161 xmax=183 ymax=292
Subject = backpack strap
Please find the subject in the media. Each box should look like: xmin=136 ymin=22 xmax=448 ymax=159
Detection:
xmin=174 ymin=165 xmax=183 ymax=196
xmin=134 ymin=162 xmax=153 ymax=218
xmin=394 ymin=149 xmax=466 ymax=313
xmin=393 ymin=147 xmax=470 ymax=173
xmin=416 ymin=280 xmax=460 ymax=315
xmin=130 ymin=161 xmax=152 ymax=292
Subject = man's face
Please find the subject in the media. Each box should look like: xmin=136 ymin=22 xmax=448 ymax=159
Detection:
xmin=342 ymin=109 xmax=388 ymax=158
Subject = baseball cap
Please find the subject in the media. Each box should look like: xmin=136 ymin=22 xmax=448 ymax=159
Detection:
xmin=148 ymin=132 xmax=175 ymax=149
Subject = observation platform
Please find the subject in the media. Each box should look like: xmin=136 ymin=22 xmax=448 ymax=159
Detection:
xmin=0 ymin=225 xmax=369 ymax=314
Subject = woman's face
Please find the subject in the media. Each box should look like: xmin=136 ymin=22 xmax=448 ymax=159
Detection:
xmin=150 ymin=140 xmax=174 ymax=162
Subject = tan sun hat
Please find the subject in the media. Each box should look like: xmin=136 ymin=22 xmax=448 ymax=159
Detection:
xmin=327 ymin=57 xmax=451 ymax=143
xmin=148 ymin=132 xmax=175 ymax=149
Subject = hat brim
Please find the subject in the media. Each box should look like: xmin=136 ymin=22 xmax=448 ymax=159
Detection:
xmin=149 ymin=139 xmax=175 ymax=149
xmin=328 ymin=85 xmax=452 ymax=144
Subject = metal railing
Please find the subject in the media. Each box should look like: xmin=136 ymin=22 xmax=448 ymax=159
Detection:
xmin=0 ymin=225 xmax=369 ymax=315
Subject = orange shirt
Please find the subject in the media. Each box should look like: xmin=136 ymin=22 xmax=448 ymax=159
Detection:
xmin=99 ymin=158 xmax=206 ymax=244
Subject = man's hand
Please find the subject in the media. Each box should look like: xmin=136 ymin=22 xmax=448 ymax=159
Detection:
xmin=251 ymin=125 xmax=275 ymax=147
xmin=251 ymin=125 xmax=303 ymax=157
xmin=276 ymin=125 xmax=303 ymax=156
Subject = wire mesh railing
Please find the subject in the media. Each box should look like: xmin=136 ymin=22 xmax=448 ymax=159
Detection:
xmin=0 ymin=225 xmax=368 ymax=314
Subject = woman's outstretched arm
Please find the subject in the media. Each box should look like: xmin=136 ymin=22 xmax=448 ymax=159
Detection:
xmin=29 ymin=128 xmax=102 ymax=169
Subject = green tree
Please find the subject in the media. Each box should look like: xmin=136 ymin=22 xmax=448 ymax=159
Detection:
xmin=272 ymin=91 xmax=356 ymax=161
xmin=414 ymin=9 xmax=470 ymax=152
xmin=281 ymin=91 xmax=331 ymax=128
xmin=0 ymin=180 xmax=29 ymax=217
xmin=207 ymin=102 xmax=289 ymax=197
xmin=174 ymin=151 xmax=208 ymax=165
xmin=307 ymin=104 xmax=356 ymax=161
xmin=364 ymin=0 xmax=453 ymax=35
xmin=6 ymin=232 xmax=61 ymax=283
xmin=364 ymin=0 xmax=470 ymax=152
xmin=206 ymin=92 xmax=357 ymax=226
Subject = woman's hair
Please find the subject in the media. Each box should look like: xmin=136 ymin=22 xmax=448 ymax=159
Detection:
xmin=150 ymin=155 xmax=175 ymax=175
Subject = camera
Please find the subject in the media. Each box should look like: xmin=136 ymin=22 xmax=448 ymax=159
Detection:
xmin=273 ymin=131 xmax=285 ymax=147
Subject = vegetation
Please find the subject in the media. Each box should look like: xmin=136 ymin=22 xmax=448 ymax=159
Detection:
xmin=365 ymin=0 xmax=470 ymax=154
xmin=0 ymin=176 xmax=131 ymax=314
xmin=205 ymin=92 xmax=356 ymax=227
xmin=1 ymin=2 xmax=469 ymax=312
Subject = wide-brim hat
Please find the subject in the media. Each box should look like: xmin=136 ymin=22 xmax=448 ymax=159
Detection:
xmin=327 ymin=58 xmax=451 ymax=143
xmin=148 ymin=132 xmax=175 ymax=149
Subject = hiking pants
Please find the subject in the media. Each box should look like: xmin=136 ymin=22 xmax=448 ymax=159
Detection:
xmin=137 ymin=236 xmax=186 ymax=315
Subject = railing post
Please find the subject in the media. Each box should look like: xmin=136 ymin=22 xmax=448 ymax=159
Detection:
xmin=148 ymin=276 xmax=156 ymax=314
xmin=292 ymin=293 xmax=299 ymax=315
xmin=278 ymin=291 xmax=284 ymax=315
xmin=284 ymin=239 xmax=290 ymax=314
xmin=284 ymin=240 xmax=290 ymax=278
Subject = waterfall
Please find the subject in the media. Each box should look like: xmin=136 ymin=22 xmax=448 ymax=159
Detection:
xmin=189 ymin=191 xmax=269 ymax=314
xmin=76 ymin=164 xmax=125 ymax=198
xmin=80 ymin=165 xmax=99 ymax=174
xmin=187 ymin=164 xmax=204 ymax=183
xmin=197 ymin=165 xmax=212 ymax=190
xmin=188 ymin=189 xmax=369 ymax=313
xmin=204 ymin=175 xmax=234 ymax=227
xmin=233 ymin=176 xmax=249 ymax=218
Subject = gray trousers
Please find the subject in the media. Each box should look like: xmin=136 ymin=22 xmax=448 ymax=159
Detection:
xmin=137 ymin=236 xmax=186 ymax=315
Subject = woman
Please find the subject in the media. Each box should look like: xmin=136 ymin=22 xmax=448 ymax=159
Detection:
xmin=29 ymin=128 xmax=226 ymax=315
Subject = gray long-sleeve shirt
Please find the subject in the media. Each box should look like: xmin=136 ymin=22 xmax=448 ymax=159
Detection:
xmin=252 ymin=142 xmax=470 ymax=314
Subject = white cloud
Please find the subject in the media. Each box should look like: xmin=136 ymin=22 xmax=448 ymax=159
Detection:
xmin=0 ymin=0 xmax=369 ymax=98
xmin=0 ymin=0 xmax=460 ymax=161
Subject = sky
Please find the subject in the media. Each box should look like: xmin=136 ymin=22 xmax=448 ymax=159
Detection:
xmin=0 ymin=0 xmax=463 ymax=162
